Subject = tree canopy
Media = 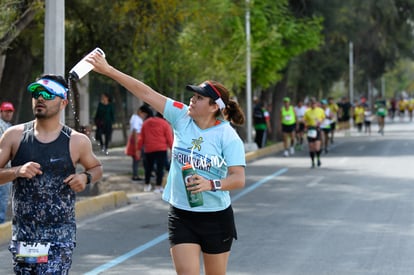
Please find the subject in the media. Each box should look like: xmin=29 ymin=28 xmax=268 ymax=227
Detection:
xmin=2 ymin=0 xmax=414 ymax=141
xmin=288 ymin=0 xmax=414 ymax=100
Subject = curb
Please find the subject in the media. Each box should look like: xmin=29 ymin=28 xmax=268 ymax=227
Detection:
xmin=245 ymin=142 xmax=284 ymax=162
xmin=0 ymin=143 xmax=283 ymax=246
xmin=75 ymin=191 xmax=129 ymax=220
xmin=0 ymin=222 xmax=11 ymax=246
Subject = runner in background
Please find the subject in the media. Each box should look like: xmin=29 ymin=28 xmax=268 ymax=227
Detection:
xmin=408 ymin=97 xmax=414 ymax=122
xmin=320 ymin=99 xmax=331 ymax=154
xmin=327 ymin=97 xmax=339 ymax=144
xmin=398 ymin=97 xmax=406 ymax=121
xmin=294 ymin=99 xmax=307 ymax=151
xmin=389 ymin=97 xmax=397 ymax=121
xmin=364 ymin=106 xmax=372 ymax=135
xmin=375 ymin=95 xmax=387 ymax=135
xmin=353 ymin=101 xmax=365 ymax=133
xmin=303 ymin=98 xmax=325 ymax=168
xmin=280 ymin=97 xmax=296 ymax=157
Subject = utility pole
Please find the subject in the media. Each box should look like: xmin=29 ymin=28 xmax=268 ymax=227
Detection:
xmin=349 ymin=41 xmax=354 ymax=103
xmin=44 ymin=0 xmax=65 ymax=122
xmin=245 ymin=0 xmax=257 ymax=151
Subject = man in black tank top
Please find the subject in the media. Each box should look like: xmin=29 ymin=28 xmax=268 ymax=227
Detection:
xmin=0 ymin=75 xmax=103 ymax=274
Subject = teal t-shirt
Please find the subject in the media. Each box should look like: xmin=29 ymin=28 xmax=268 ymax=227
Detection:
xmin=162 ymin=98 xmax=246 ymax=212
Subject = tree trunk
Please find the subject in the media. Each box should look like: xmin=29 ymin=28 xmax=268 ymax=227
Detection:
xmin=0 ymin=6 xmax=37 ymax=54
xmin=0 ymin=46 xmax=35 ymax=124
xmin=113 ymin=85 xmax=127 ymax=144
xmin=269 ymin=76 xmax=289 ymax=142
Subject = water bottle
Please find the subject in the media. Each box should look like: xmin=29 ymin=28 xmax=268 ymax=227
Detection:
xmin=182 ymin=163 xmax=204 ymax=207
xmin=69 ymin=48 xmax=105 ymax=81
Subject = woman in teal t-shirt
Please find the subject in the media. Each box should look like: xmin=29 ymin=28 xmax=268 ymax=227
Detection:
xmin=89 ymin=53 xmax=246 ymax=275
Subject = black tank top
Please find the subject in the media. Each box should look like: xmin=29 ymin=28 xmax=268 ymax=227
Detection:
xmin=11 ymin=121 xmax=76 ymax=243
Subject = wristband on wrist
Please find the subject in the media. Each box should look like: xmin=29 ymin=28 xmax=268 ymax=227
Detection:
xmin=82 ymin=171 xmax=92 ymax=185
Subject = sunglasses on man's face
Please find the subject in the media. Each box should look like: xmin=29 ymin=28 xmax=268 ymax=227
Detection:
xmin=32 ymin=90 xmax=56 ymax=100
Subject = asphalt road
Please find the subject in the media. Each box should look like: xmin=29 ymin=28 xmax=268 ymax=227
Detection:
xmin=1 ymin=118 xmax=414 ymax=274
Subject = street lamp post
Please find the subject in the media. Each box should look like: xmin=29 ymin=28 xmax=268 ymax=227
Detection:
xmin=245 ymin=0 xmax=257 ymax=151
xmin=44 ymin=0 xmax=65 ymax=122
xmin=349 ymin=41 xmax=354 ymax=103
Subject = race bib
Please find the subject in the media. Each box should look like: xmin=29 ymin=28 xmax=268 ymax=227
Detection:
xmin=307 ymin=129 xmax=317 ymax=138
xmin=16 ymin=242 xmax=50 ymax=263
xmin=284 ymin=115 xmax=292 ymax=121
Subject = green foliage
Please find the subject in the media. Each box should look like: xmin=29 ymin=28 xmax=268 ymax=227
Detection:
xmin=6 ymin=0 xmax=414 ymax=120
xmin=0 ymin=1 xmax=20 ymax=37
xmin=177 ymin=0 xmax=323 ymax=96
xmin=1 ymin=0 xmax=322 ymax=103
xmin=384 ymin=59 xmax=414 ymax=97
xmin=252 ymin=0 xmax=322 ymax=88
xmin=288 ymin=0 xmax=414 ymax=100
xmin=0 ymin=0 xmax=43 ymax=54
xmin=177 ymin=0 xmax=246 ymax=90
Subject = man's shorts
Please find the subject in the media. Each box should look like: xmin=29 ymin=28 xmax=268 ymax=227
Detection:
xmin=282 ymin=124 xmax=296 ymax=133
xmin=168 ymin=205 xmax=237 ymax=254
xmin=9 ymin=241 xmax=74 ymax=274
xmin=321 ymin=128 xmax=331 ymax=133
xmin=297 ymin=122 xmax=305 ymax=133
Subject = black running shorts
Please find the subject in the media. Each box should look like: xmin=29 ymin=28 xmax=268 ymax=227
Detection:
xmin=168 ymin=205 xmax=237 ymax=254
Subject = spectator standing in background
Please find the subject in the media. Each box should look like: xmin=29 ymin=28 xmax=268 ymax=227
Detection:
xmin=136 ymin=105 xmax=153 ymax=183
xmin=0 ymin=102 xmax=15 ymax=223
xmin=253 ymin=97 xmax=271 ymax=148
xmin=94 ymin=93 xmax=114 ymax=154
xmin=137 ymin=112 xmax=173 ymax=193
xmin=125 ymin=105 xmax=151 ymax=181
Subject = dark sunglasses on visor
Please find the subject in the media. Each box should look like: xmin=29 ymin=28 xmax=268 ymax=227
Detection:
xmin=32 ymin=90 xmax=56 ymax=100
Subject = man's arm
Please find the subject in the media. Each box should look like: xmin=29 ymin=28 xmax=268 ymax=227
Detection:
xmin=0 ymin=126 xmax=43 ymax=185
xmin=64 ymin=132 xmax=103 ymax=192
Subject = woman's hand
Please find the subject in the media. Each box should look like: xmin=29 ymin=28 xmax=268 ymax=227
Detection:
xmin=187 ymin=174 xmax=211 ymax=193
xmin=87 ymin=52 xmax=112 ymax=75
